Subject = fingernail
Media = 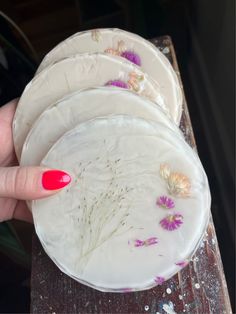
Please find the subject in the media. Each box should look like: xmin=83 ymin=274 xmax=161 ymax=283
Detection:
xmin=42 ymin=170 xmax=71 ymax=190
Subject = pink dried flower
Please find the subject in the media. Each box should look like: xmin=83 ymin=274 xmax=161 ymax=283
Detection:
xmin=154 ymin=276 xmax=165 ymax=285
xmin=105 ymin=80 xmax=128 ymax=88
xmin=160 ymin=213 xmax=183 ymax=231
xmin=157 ymin=196 xmax=175 ymax=209
xmin=121 ymin=288 xmax=133 ymax=293
xmin=134 ymin=237 xmax=158 ymax=247
xmin=175 ymin=261 xmax=188 ymax=268
xmin=121 ymin=51 xmax=141 ymax=66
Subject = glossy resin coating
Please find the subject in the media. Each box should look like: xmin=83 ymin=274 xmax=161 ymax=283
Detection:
xmin=21 ymin=87 xmax=182 ymax=168
xmin=13 ymin=53 xmax=164 ymax=159
xmin=32 ymin=116 xmax=210 ymax=292
xmin=37 ymin=28 xmax=183 ymax=125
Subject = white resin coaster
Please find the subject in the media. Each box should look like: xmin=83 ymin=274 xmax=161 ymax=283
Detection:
xmin=36 ymin=28 xmax=183 ymax=125
xmin=21 ymin=87 xmax=182 ymax=168
xmin=13 ymin=53 xmax=164 ymax=160
xmin=32 ymin=116 xmax=210 ymax=292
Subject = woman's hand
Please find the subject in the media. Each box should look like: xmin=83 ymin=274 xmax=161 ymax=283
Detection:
xmin=0 ymin=99 xmax=71 ymax=223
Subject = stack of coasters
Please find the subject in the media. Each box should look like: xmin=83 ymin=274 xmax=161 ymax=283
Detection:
xmin=36 ymin=28 xmax=183 ymax=124
xmin=13 ymin=29 xmax=210 ymax=292
xmin=13 ymin=53 xmax=166 ymax=159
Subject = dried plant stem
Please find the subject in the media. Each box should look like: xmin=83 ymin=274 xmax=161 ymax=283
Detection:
xmin=76 ymin=156 xmax=133 ymax=272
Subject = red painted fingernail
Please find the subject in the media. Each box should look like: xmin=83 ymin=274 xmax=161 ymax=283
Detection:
xmin=42 ymin=170 xmax=71 ymax=190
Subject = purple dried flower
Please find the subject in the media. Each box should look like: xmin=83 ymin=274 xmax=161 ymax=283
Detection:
xmin=121 ymin=51 xmax=141 ymax=66
xmin=145 ymin=237 xmax=158 ymax=246
xmin=160 ymin=213 xmax=183 ymax=231
xmin=175 ymin=261 xmax=188 ymax=268
xmin=134 ymin=239 xmax=143 ymax=247
xmin=134 ymin=237 xmax=158 ymax=247
xmin=157 ymin=196 xmax=175 ymax=209
xmin=121 ymin=288 xmax=133 ymax=293
xmin=154 ymin=276 xmax=165 ymax=285
xmin=105 ymin=80 xmax=128 ymax=88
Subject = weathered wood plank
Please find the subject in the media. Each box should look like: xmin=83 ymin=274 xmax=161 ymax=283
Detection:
xmin=31 ymin=36 xmax=232 ymax=314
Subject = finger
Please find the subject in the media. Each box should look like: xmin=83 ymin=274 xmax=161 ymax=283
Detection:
xmin=0 ymin=198 xmax=32 ymax=223
xmin=0 ymin=197 xmax=17 ymax=222
xmin=13 ymin=201 xmax=33 ymax=223
xmin=0 ymin=167 xmax=71 ymax=200
xmin=0 ymin=99 xmax=18 ymax=165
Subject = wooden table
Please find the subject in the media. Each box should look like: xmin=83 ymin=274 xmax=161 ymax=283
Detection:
xmin=31 ymin=36 xmax=232 ymax=314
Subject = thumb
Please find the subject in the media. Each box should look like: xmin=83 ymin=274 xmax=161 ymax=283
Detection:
xmin=0 ymin=167 xmax=71 ymax=200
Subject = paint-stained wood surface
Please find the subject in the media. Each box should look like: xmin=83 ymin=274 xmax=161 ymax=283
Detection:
xmin=31 ymin=36 xmax=232 ymax=314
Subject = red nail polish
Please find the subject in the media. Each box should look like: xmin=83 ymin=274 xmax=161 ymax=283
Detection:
xmin=42 ymin=170 xmax=71 ymax=190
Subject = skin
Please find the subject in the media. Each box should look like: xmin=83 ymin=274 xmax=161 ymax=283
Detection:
xmin=0 ymin=99 xmax=66 ymax=223
xmin=0 ymin=99 xmax=32 ymax=222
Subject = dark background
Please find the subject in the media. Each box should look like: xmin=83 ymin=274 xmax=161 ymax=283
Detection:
xmin=0 ymin=0 xmax=234 ymax=312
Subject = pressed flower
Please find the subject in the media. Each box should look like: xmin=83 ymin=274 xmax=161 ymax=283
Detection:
xmin=154 ymin=276 xmax=165 ymax=285
xmin=91 ymin=29 xmax=101 ymax=42
xmin=159 ymin=163 xmax=171 ymax=180
xmin=104 ymin=40 xmax=125 ymax=56
xmin=167 ymin=172 xmax=191 ymax=197
xmin=105 ymin=80 xmax=128 ymax=88
xmin=121 ymin=288 xmax=133 ymax=293
xmin=160 ymin=213 xmax=183 ymax=231
xmin=175 ymin=261 xmax=188 ymax=268
xmin=104 ymin=47 xmax=121 ymax=56
xmin=157 ymin=196 xmax=175 ymax=209
xmin=159 ymin=164 xmax=191 ymax=197
xmin=134 ymin=237 xmax=158 ymax=247
xmin=128 ymin=71 xmax=144 ymax=82
xmin=121 ymin=51 xmax=141 ymax=66
xmin=127 ymin=71 xmax=144 ymax=92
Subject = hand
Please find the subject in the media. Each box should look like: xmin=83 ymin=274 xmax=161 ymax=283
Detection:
xmin=0 ymin=99 xmax=71 ymax=223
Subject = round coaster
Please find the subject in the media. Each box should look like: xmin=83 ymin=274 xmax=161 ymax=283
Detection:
xmin=13 ymin=53 xmax=164 ymax=160
xmin=21 ymin=87 xmax=182 ymax=168
xmin=32 ymin=116 xmax=210 ymax=292
xmin=37 ymin=28 xmax=183 ymax=125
